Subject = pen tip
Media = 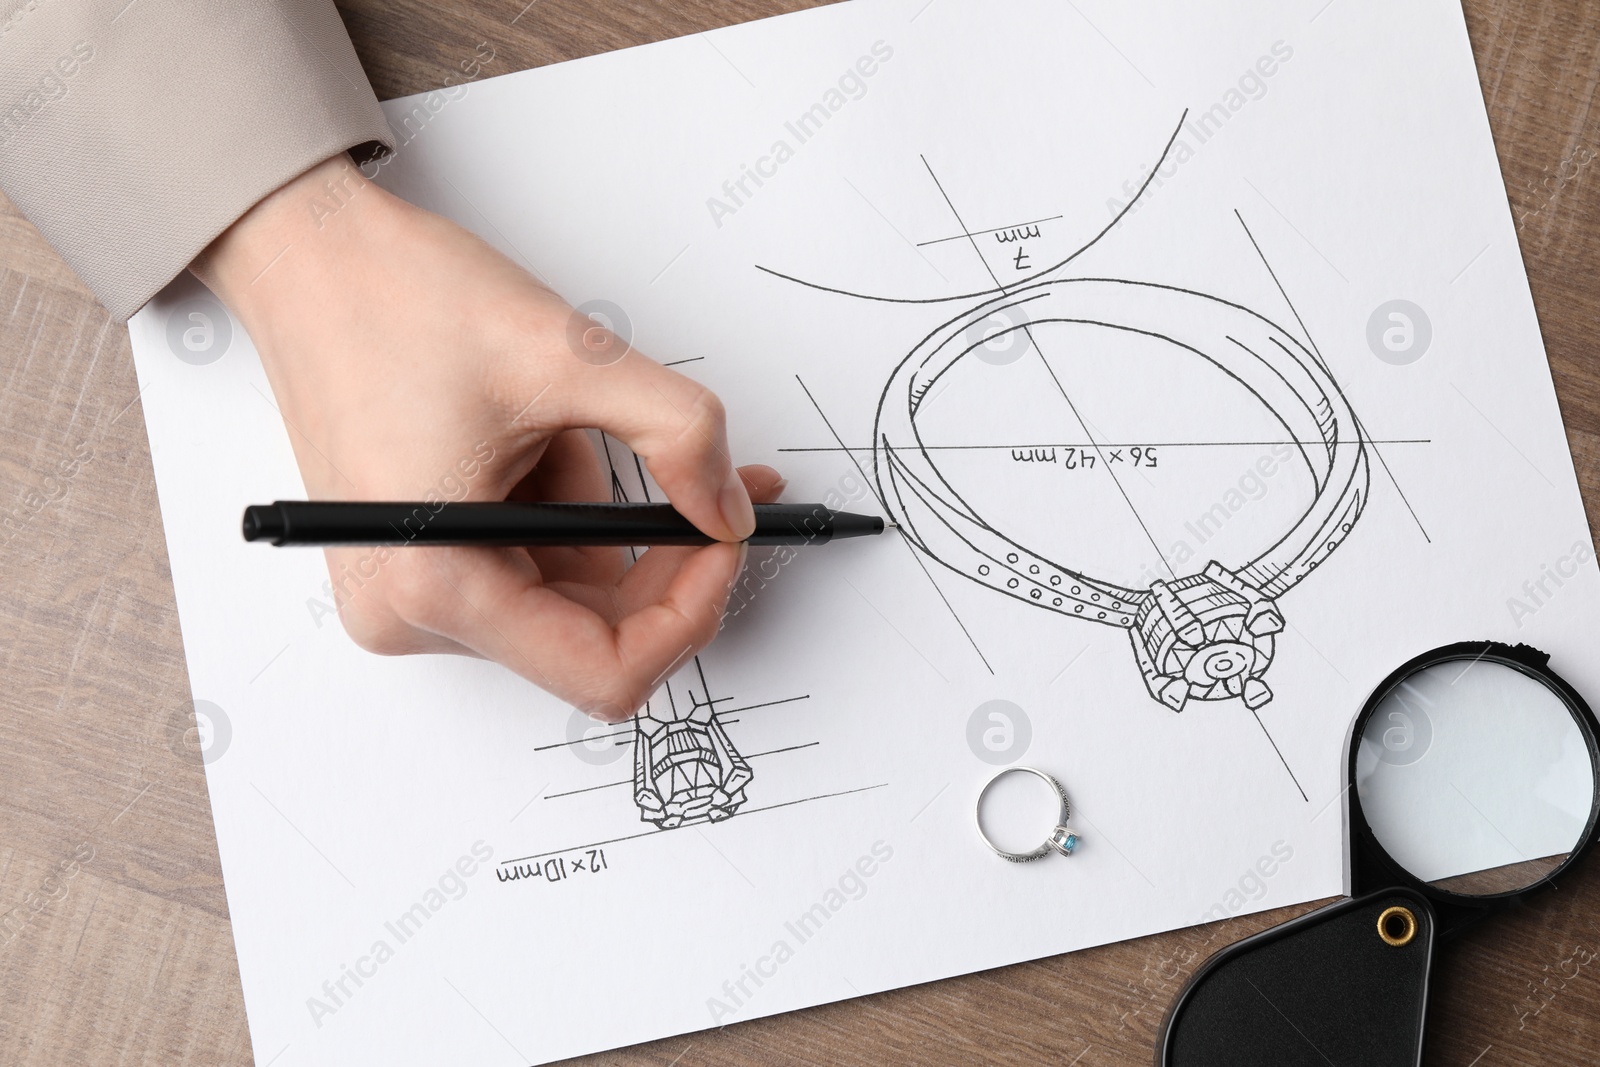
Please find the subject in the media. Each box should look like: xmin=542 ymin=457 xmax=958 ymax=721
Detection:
xmin=883 ymin=520 xmax=899 ymax=531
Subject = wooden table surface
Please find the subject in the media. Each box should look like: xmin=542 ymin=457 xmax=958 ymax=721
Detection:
xmin=3 ymin=1 xmax=1599 ymax=1064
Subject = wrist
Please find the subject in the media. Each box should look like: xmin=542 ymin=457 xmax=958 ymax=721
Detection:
xmin=190 ymin=152 xmax=402 ymax=322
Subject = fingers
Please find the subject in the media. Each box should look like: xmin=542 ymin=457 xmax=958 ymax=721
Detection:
xmin=608 ymin=541 xmax=747 ymax=717
xmin=510 ymin=428 xmax=609 ymax=503
xmin=543 ymin=349 xmax=755 ymax=543
xmin=738 ymin=463 xmax=787 ymax=502
xmin=326 ymin=545 xmax=479 ymax=658
xmin=376 ymin=540 xmax=747 ymax=722
xmin=515 ymin=429 xmax=629 ymax=589
xmin=547 ymin=463 xmax=787 ymax=621
xmin=336 ymin=451 xmax=785 ymax=707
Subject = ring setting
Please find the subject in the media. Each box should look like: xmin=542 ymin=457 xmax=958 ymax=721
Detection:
xmin=1047 ymin=824 xmax=1080 ymax=857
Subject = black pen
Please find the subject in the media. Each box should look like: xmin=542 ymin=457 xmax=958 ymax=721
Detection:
xmin=241 ymin=501 xmax=895 ymax=548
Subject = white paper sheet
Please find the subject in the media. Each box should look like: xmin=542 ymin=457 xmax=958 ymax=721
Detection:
xmin=127 ymin=1 xmax=1600 ymax=1063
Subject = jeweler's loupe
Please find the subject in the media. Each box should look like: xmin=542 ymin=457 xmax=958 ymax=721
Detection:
xmin=1159 ymin=641 xmax=1600 ymax=1067
xmin=1351 ymin=642 xmax=1598 ymax=902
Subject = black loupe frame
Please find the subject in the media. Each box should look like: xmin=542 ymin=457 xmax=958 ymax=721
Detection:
xmin=1347 ymin=640 xmax=1600 ymax=936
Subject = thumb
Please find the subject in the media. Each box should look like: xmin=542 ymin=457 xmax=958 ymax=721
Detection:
xmin=545 ymin=340 xmax=755 ymax=541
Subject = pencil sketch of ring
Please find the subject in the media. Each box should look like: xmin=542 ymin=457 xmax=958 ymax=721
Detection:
xmin=975 ymin=766 xmax=1081 ymax=863
xmin=759 ymin=110 xmax=1372 ymax=738
xmin=875 ymin=277 xmax=1370 ymax=713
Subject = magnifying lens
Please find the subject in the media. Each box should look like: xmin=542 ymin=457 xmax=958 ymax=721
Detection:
xmin=1158 ymin=641 xmax=1600 ymax=1067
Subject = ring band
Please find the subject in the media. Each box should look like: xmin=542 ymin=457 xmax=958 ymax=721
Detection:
xmin=875 ymin=279 xmax=1369 ymax=715
xmin=975 ymin=767 xmax=1081 ymax=862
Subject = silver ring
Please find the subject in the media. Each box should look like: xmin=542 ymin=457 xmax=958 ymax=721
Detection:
xmin=975 ymin=767 xmax=1081 ymax=863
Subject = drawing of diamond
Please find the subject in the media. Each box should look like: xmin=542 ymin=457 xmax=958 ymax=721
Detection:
xmin=633 ymin=683 xmax=753 ymax=828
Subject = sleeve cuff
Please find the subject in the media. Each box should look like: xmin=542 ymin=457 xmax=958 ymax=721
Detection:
xmin=0 ymin=0 xmax=396 ymax=320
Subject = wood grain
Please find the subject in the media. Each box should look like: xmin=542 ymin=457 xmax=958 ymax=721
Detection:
xmin=3 ymin=1 xmax=1599 ymax=1064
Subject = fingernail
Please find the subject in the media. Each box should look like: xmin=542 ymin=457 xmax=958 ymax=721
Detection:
xmin=585 ymin=701 xmax=628 ymax=723
xmin=720 ymin=467 xmax=756 ymax=539
xmin=770 ymin=477 xmax=789 ymax=499
xmin=719 ymin=542 xmax=751 ymax=629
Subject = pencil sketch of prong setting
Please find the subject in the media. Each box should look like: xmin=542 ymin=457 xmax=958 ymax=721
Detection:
xmin=1132 ymin=564 xmax=1281 ymax=712
xmin=633 ymin=679 xmax=753 ymax=828
xmin=873 ymin=277 xmax=1368 ymax=711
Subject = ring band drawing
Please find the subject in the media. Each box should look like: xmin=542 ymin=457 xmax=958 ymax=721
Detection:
xmin=975 ymin=766 xmax=1081 ymax=863
xmin=763 ymin=111 xmax=1373 ymax=718
xmin=875 ymin=278 xmax=1370 ymax=712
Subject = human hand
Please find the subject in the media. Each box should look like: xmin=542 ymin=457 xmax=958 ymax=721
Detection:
xmin=192 ymin=152 xmax=782 ymax=721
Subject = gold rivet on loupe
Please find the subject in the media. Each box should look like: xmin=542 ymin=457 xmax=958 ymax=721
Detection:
xmin=1377 ymin=905 xmax=1418 ymax=947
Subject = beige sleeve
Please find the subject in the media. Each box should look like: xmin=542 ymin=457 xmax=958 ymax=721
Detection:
xmin=0 ymin=0 xmax=396 ymax=320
